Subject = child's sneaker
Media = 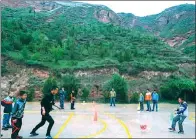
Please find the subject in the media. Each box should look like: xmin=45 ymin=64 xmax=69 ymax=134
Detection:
xmin=178 ymin=131 xmax=184 ymax=134
xmin=168 ymin=128 xmax=175 ymax=131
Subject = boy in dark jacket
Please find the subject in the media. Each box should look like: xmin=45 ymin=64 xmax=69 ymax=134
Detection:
xmin=1 ymin=93 xmax=14 ymax=130
xmin=11 ymin=91 xmax=27 ymax=139
xmin=30 ymin=86 xmax=58 ymax=139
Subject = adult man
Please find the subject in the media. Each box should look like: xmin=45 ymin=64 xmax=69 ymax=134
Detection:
xmin=110 ymin=88 xmax=116 ymax=107
xmin=30 ymin=86 xmax=58 ymax=139
xmin=145 ymin=89 xmax=152 ymax=112
xmin=59 ymin=87 xmax=66 ymax=109
xmin=169 ymin=98 xmax=188 ymax=134
xmin=151 ymin=90 xmax=159 ymax=112
xmin=138 ymin=92 xmax=144 ymax=111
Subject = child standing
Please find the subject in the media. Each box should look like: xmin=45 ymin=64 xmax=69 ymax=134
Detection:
xmin=1 ymin=92 xmax=14 ymax=130
xmin=11 ymin=91 xmax=27 ymax=139
xmin=70 ymin=90 xmax=76 ymax=110
xmin=138 ymin=93 xmax=144 ymax=111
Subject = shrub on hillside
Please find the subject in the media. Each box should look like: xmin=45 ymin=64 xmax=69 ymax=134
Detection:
xmin=42 ymin=77 xmax=58 ymax=96
xmin=103 ymin=74 xmax=128 ymax=103
xmin=160 ymin=77 xmax=195 ymax=102
xmin=129 ymin=92 xmax=140 ymax=103
xmin=62 ymin=74 xmax=81 ymax=100
xmin=26 ymin=88 xmax=35 ymax=101
xmin=81 ymin=87 xmax=90 ymax=101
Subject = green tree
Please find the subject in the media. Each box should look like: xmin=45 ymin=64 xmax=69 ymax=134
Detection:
xmin=160 ymin=77 xmax=195 ymax=102
xmin=62 ymin=74 xmax=81 ymax=100
xmin=81 ymin=87 xmax=90 ymax=101
xmin=42 ymin=77 xmax=58 ymax=96
xmin=21 ymin=47 xmax=29 ymax=60
xmin=26 ymin=88 xmax=35 ymax=101
xmin=103 ymin=74 xmax=128 ymax=103
xmin=63 ymin=37 xmax=79 ymax=60
xmin=50 ymin=45 xmax=64 ymax=63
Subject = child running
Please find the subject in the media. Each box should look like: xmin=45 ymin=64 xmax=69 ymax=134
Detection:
xmin=11 ymin=91 xmax=27 ymax=139
xmin=30 ymin=86 xmax=58 ymax=139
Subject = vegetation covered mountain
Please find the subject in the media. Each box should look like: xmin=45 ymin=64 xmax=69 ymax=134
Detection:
xmin=118 ymin=4 xmax=195 ymax=58
xmin=1 ymin=1 xmax=195 ymax=102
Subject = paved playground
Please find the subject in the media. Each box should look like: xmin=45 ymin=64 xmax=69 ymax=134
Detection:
xmin=1 ymin=102 xmax=195 ymax=138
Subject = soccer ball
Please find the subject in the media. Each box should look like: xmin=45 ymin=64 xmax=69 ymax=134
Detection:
xmin=140 ymin=124 xmax=147 ymax=131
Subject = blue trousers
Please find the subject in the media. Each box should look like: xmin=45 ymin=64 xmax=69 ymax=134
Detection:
xmin=171 ymin=115 xmax=186 ymax=132
xmin=110 ymin=97 xmax=116 ymax=106
xmin=146 ymin=101 xmax=151 ymax=111
xmin=152 ymin=100 xmax=158 ymax=111
xmin=2 ymin=113 xmax=11 ymax=128
xmin=60 ymin=96 xmax=65 ymax=109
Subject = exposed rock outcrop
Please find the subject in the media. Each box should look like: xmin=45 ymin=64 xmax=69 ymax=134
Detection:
xmin=138 ymin=71 xmax=171 ymax=80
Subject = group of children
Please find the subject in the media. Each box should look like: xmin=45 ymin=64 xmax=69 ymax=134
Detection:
xmin=1 ymin=86 xmax=77 ymax=139
xmin=1 ymin=91 xmax=27 ymax=139
xmin=138 ymin=89 xmax=159 ymax=112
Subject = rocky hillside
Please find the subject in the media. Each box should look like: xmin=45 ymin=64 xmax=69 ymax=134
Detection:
xmin=1 ymin=0 xmax=195 ymax=100
xmin=118 ymin=4 xmax=195 ymax=57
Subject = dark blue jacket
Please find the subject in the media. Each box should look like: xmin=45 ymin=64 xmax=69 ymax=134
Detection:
xmin=177 ymin=101 xmax=188 ymax=117
xmin=1 ymin=96 xmax=13 ymax=113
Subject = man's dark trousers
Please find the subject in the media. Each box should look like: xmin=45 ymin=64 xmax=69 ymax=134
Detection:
xmin=31 ymin=114 xmax=54 ymax=136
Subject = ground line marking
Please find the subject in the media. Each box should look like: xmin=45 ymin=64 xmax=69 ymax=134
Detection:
xmin=106 ymin=113 xmax=132 ymax=138
xmin=189 ymin=112 xmax=195 ymax=123
xmin=54 ymin=112 xmax=74 ymax=138
xmin=78 ymin=118 xmax=108 ymax=138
